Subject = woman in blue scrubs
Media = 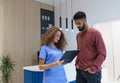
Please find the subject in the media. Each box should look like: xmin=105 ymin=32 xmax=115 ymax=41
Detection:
xmin=39 ymin=26 xmax=67 ymax=83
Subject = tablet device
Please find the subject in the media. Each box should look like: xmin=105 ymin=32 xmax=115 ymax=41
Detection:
xmin=60 ymin=50 xmax=80 ymax=65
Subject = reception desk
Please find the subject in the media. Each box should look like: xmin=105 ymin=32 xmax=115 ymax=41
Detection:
xmin=23 ymin=65 xmax=44 ymax=83
xmin=23 ymin=65 xmax=76 ymax=83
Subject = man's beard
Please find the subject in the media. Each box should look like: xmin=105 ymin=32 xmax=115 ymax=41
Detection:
xmin=78 ymin=23 xmax=85 ymax=31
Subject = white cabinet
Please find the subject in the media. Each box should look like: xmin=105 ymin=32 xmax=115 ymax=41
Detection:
xmin=94 ymin=21 xmax=120 ymax=81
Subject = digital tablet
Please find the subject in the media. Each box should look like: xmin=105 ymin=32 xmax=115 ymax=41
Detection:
xmin=60 ymin=50 xmax=80 ymax=65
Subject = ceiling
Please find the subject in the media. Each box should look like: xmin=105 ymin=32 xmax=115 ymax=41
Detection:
xmin=34 ymin=0 xmax=54 ymax=6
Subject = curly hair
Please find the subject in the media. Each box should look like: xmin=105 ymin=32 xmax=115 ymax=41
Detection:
xmin=40 ymin=26 xmax=67 ymax=51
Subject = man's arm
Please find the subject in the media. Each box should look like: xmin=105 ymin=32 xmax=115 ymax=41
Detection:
xmin=90 ymin=31 xmax=106 ymax=72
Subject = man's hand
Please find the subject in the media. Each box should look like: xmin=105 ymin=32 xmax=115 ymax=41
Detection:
xmin=84 ymin=67 xmax=95 ymax=74
xmin=75 ymin=64 xmax=79 ymax=69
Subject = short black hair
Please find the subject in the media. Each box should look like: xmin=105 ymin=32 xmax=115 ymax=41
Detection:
xmin=73 ymin=11 xmax=86 ymax=20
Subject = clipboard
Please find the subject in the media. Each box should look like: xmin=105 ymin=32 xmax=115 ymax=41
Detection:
xmin=60 ymin=50 xmax=80 ymax=65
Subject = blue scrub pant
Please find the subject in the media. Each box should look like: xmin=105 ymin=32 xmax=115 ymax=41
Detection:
xmin=76 ymin=69 xmax=101 ymax=83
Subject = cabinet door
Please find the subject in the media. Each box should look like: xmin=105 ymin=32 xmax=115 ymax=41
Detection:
xmin=24 ymin=70 xmax=43 ymax=83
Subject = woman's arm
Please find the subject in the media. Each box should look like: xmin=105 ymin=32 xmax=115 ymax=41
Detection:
xmin=39 ymin=59 xmax=64 ymax=70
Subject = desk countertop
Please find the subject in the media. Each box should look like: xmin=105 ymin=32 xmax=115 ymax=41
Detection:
xmin=23 ymin=65 xmax=44 ymax=72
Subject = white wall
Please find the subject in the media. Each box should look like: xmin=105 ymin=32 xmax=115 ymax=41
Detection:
xmin=94 ymin=22 xmax=114 ymax=80
xmin=54 ymin=0 xmax=120 ymax=50
xmin=94 ymin=21 xmax=120 ymax=81
xmin=72 ymin=0 xmax=120 ymax=26
xmin=112 ymin=21 xmax=120 ymax=80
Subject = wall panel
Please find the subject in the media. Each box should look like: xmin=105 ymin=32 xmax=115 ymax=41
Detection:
xmin=0 ymin=0 xmax=3 ymax=57
xmin=1 ymin=0 xmax=53 ymax=83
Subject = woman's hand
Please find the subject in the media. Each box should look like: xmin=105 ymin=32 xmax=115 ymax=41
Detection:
xmin=55 ymin=60 xmax=64 ymax=66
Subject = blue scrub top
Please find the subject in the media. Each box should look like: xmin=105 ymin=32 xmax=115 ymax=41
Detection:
xmin=39 ymin=45 xmax=67 ymax=83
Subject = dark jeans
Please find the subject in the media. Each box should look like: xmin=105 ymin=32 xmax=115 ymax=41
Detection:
xmin=76 ymin=69 xmax=101 ymax=83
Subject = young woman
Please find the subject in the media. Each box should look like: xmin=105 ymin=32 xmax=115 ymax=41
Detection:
xmin=39 ymin=26 xmax=67 ymax=83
